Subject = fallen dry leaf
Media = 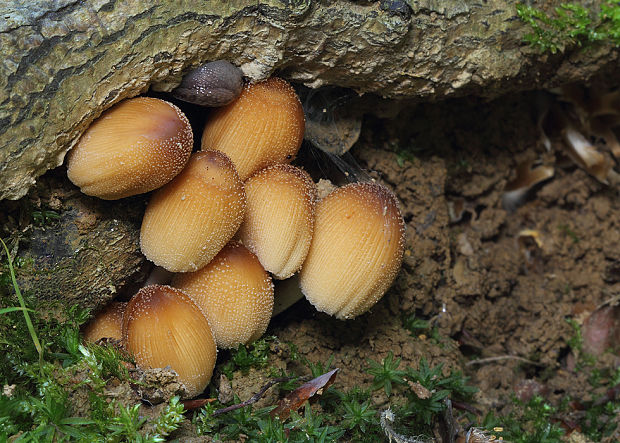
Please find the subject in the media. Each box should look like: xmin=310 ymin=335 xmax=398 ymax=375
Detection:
xmin=181 ymin=397 xmax=216 ymax=411
xmin=408 ymin=380 xmax=432 ymax=399
xmin=271 ymin=368 xmax=339 ymax=420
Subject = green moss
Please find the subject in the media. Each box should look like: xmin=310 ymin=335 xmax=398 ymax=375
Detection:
xmin=517 ymin=1 xmax=620 ymax=53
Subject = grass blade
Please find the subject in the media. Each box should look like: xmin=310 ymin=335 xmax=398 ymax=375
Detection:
xmin=1 ymin=238 xmax=43 ymax=366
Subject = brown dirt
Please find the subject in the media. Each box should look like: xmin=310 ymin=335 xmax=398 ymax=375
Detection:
xmin=251 ymin=89 xmax=620 ymax=423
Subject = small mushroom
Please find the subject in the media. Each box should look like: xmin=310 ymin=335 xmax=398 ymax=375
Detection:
xmin=239 ymin=164 xmax=317 ymax=279
xmin=82 ymin=302 xmax=126 ymax=343
xmin=122 ymin=285 xmax=217 ymax=398
xmin=173 ymin=242 xmax=274 ymax=349
xmin=299 ymin=182 xmax=406 ymax=319
xmin=67 ymin=97 xmax=193 ymax=199
xmin=171 ymin=60 xmax=244 ymax=107
xmin=140 ymin=150 xmax=246 ymax=272
xmin=201 ymin=77 xmax=305 ymax=180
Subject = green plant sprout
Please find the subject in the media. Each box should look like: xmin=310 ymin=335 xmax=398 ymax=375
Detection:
xmin=366 ymin=351 xmax=407 ymax=397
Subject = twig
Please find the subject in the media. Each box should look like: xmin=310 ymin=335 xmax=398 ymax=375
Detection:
xmin=466 ymin=355 xmax=545 ymax=367
xmin=213 ymin=376 xmax=293 ymax=416
xmin=380 ymin=409 xmax=434 ymax=443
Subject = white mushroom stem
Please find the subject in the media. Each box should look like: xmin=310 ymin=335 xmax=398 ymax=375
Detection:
xmin=144 ymin=265 xmax=173 ymax=286
xmin=272 ymin=275 xmax=305 ymax=317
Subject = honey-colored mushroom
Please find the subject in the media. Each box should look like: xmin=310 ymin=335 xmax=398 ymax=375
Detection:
xmin=173 ymin=242 xmax=274 ymax=349
xmin=122 ymin=285 xmax=216 ymax=398
xmin=82 ymin=302 xmax=126 ymax=343
xmin=140 ymin=150 xmax=246 ymax=272
xmin=299 ymin=182 xmax=406 ymax=319
xmin=201 ymin=77 xmax=305 ymax=180
xmin=239 ymin=164 xmax=317 ymax=279
xmin=67 ymin=97 xmax=193 ymax=199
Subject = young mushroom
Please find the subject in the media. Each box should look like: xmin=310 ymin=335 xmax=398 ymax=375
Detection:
xmin=299 ymin=182 xmax=406 ymax=320
xmin=173 ymin=242 xmax=274 ymax=349
xmin=122 ymin=285 xmax=217 ymax=398
xmin=67 ymin=97 xmax=193 ymax=199
xmin=140 ymin=150 xmax=246 ymax=272
xmin=171 ymin=60 xmax=244 ymax=107
xmin=201 ymin=77 xmax=305 ymax=180
xmin=82 ymin=302 xmax=126 ymax=343
xmin=239 ymin=164 xmax=317 ymax=279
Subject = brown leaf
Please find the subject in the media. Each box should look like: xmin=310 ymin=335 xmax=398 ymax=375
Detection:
xmin=181 ymin=397 xmax=215 ymax=411
xmin=408 ymin=380 xmax=431 ymax=399
xmin=271 ymin=368 xmax=339 ymax=420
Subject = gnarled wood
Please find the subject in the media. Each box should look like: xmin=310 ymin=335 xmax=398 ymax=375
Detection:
xmin=0 ymin=0 xmax=617 ymax=200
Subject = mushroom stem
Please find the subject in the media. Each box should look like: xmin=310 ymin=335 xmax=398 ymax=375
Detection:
xmin=272 ymin=275 xmax=305 ymax=317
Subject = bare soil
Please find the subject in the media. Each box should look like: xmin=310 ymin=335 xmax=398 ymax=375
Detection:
xmin=266 ymin=90 xmax=620 ymax=425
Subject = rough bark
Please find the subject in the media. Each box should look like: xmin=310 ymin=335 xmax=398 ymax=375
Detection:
xmin=9 ymin=173 xmax=147 ymax=313
xmin=0 ymin=0 xmax=617 ymax=200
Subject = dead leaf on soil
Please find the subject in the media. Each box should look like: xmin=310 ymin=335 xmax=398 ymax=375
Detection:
xmin=562 ymin=127 xmax=616 ymax=184
xmin=271 ymin=368 xmax=339 ymax=420
xmin=408 ymin=380 xmax=432 ymax=399
xmin=502 ymin=160 xmax=554 ymax=211
xmin=447 ymin=198 xmax=476 ymax=223
xmin=581 ymin=305 xmax=620 ymax=357
xmin=180 ymin=397 xmax=216 ymax=411
xmin=538 ymin=89 xmax=620 ymax=186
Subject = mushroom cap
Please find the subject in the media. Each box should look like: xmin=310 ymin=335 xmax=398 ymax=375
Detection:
xmin=173 ymin=242 xmax=274 ymax=349
xmin=67 ymin=97 xmax=193 ymax=199
xmin=201 ymin=77 xmax=305 ymax=180
xmin=239 ymin=164 xmax=317 ymax=279
xmin=171 ymin=60 xmax=244 ymax=107
xmin=140 ymin=150 xmax=246 ymax=272
xmin=299 ymin=182 xmax=406 ymax=319
xmin=82 ymin=302 xmax=126 ymax=343
xmin=122 ymin=285 xmax=217 ymax=398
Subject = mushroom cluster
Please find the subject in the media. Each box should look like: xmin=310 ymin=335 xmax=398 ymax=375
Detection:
xmin=78 ymin=63 xmax=405 ymax=398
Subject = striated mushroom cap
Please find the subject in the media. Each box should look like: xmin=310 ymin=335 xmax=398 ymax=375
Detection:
xmin=67 ymin=97 xmax=193 ymax=199
xmin=299 ymin=182 xmax=406 ymax=320
xmin=122 ymin=285 xmax=216 ymax=398
xmin=82 ymin=302 xmax=126 ymax=343
xmin=140 ymin=150 xmax=246 ymax=272
xmin=173 ymin=242 xmax=274 ymax=349
xmin=201 ymin=77 xmax=305 ymax=180
xmin=239 ymin=164 xmax=317 ymax=279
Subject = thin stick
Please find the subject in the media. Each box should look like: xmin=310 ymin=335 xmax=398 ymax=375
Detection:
xmin=213 ymin=377 xmax=293 ymax=416
xmin=465 ymin=355 xmax=545 ymax=367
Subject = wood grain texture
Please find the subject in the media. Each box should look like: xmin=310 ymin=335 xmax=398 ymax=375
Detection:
xmin=0 ymin=0 xmax=617 ymax=200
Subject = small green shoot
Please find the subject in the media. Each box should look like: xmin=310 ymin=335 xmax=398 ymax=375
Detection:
xmin=402 ymin=314 xmax=431 ymax=336
xmin=221 ymin=336 xmax=274 ymax=378
xmin=558 ymin=223 xmax=580 ymax=243
xmin=403 ymin=358 xmax=477 ymax=427
xmin=303 ymin=354 xmax=335 ymax=378
xmin=483 ymin=396 xmax=565 ymax=443
xmin=366 ymin=351 xmax=407 ymax=396
xmin=31 ymin=209 xmax=60 ymax=226
xmin=341 ymin=397 xmax=377 ymax=434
